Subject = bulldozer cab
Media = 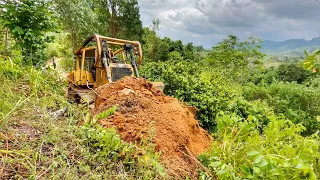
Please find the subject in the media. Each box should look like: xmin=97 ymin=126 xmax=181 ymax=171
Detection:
xmin=67 ymin=34 xmax=142 ymax=88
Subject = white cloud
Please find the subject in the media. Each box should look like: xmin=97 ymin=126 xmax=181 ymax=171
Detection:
xmin=138 ymin=0 xmax=320 ymax=47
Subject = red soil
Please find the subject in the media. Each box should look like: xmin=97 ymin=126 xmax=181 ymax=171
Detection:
xmin=95 ymin=77 xmax=212 ymax=179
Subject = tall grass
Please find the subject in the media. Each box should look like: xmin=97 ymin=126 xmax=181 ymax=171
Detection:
xmin=0 ymin=57 xmax=164 ymax=179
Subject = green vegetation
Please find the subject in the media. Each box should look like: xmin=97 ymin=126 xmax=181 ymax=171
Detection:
xmin=199 ymin=114 xmax=319 ymax=179
xmin=243 ymin=82 xmax=320 ymax=135
xmin=53 ymin=0 xmax=143 ymax=49
xmin=1 ymin=0 xmax=57 ymax=65
xmin=140 ymin=30 xmax=320 ymax=178
xmin=140 ymin=61 xmax=240 ymax=131
xmin=304 ymin=49 xmax=320 ymax=72
xmin=1 ymin=0 xmax=320 ymax=179
xmin=206 ymin=35 xmax=264 ymax=75
xmin=141 ymin=19 xmax=203 ymax=62
xmin=0 ymin=56 xmax=164 ymax=179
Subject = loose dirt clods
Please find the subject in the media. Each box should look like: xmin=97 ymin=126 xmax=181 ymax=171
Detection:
xmin=95 ymin=77 xmax=212 ymax=179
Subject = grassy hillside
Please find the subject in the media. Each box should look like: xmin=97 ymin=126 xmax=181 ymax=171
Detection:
xmin=0 ymin=57 xmax=164 ymax=179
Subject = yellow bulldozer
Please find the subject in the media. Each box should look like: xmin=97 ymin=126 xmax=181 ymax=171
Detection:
xmin=67 ymin=34 xmax=163 ymax=103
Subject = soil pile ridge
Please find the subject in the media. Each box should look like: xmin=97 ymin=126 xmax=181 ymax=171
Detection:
xmin=95 ymin=77 xmax=212 ymax=179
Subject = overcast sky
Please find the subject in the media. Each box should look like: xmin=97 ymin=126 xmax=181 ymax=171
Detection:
xmin=138 ymin=0 xmax=320 ymax=48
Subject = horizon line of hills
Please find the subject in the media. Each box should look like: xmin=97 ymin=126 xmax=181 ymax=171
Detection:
xmin=260 ymin=37 xmax=320 ymax=56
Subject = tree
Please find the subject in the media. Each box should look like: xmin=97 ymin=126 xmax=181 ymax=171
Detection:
xmin=277 ymin=63 xmax=311 ymax=83
xmin=54 ymin=0 xmax=143 ymax=49
xmin=117 ymin=0 xmax=143 ymax=40
xmin=53 ymin=0 xmax=108 ymax=49
xmin=172 ymin=40 xmax=184 ymax=55
xmin=184 ymin=42 xmax=195 ymax=60
xmin=107 ymin=0 xmax=143 ymax=40
xmin=155 ymin=37 xmax=172 ymax=61
xmin=109 ymin=0 xmax=118 ymax=37
xmin=141 ymin=19 xmax=160 ymax=62
xmin=141 ymin=19 xmax=200 ymax=62
xmin=1 ymin=0 xmax=57 ymax=65
xmin=207 ymin=35 xmax=264 ymax=74
xmin=0 ymin=23 xmax=5 ymax=53
xmin=195 ymin=45 xmax=206 ymax=52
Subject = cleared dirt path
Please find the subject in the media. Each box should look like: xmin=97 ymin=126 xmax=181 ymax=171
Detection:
xmin=46 ymin=57 xmax=68 ymax=79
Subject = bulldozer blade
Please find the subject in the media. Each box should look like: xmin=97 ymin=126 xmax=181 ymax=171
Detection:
xmin=68 ymin=86 xmax=96 ymax=104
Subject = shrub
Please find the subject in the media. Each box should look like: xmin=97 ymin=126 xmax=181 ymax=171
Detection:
xmin=304 ymin=74 xmax=320 ymax=88
xmin=246 ymin=67 xmax=278 ymax=85
xmin=45 ymin=33 xmax=73 ymax=58
xmin=75 ymin=125 xmax=165 ymax=179
xmin=227 ymin=99 xmax=274 ymax=132
xmin=243 ymin=82 xmax=320 ymax=135
xmin=60 ymin=56 xmax=75 ymax=72
xmin=277 ymin=63 xmax=312 ymax=84
xmin=168 ymin=51 xmax=183 ymax=61
xmin=199 ymin=113 xmax=320 ymax=179
xmin=1 ymin=0 xmax=57 ymax=65
xmin=140 ymin=60 xmax=240 ymax=131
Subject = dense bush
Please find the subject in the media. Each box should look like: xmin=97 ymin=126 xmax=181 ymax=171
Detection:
xmin=45 ymin=33 xmax=73 ymax=58
xmin=1 ymin=0 xmax=57 ymax=65
xmin=246 ymin=67 xmax=278 ymax=85
xmin=141 ymin=58 xmax=320 ymax=136
xmin=140 ymin=60 xmax=240 ymax=131
xmin=243 ymin=82 xmax=320 ymax=135
xmin=2 ymin=0 xmax=319 ymax=179
xmin=140 ymin=45 xmax=320 ymax=179
xmin=304 ymin=74 xmax=320 ymax=88
xmin=227 ymin=99 xmax=274 ymax=132
xmin=141 ymin=60 xmax=279 ymax=133
xmin=246 ymin=63 xmax=313 ymax=86
xmin=277 ymin=63 xmax=312 ymax=83
xmin=199 ymin=113 xmax=320 ymax=179
xmin=168 ymin=51 xmax=183 ymax=61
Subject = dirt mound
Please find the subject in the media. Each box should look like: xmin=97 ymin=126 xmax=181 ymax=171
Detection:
xmin=95 ymin=77 xmax=212 ymax=179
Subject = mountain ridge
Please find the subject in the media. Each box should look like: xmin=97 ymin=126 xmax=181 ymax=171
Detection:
xmin=260 ymin=37 xmax=320 ymax=56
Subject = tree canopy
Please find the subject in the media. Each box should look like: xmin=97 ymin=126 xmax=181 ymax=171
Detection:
xmin=1 ymin=0 xmax=57 ymax=65
xmin=53 ymin=0 xmax=143 ymax=49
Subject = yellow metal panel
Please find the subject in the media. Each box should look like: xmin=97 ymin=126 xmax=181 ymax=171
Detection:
xmin=75 ymin=56 xmax=80 ymax=70
xmin=96 ymin=68 xmax=109 ymax=87
xmin=80 ymin=50 xmax=85 ymax=83
xmin=74 ymin=70 xmax=81 ymax=83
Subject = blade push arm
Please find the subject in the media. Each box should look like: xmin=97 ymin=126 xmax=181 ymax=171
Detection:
xmin=125 ymin=44 xmax=139 ymax=78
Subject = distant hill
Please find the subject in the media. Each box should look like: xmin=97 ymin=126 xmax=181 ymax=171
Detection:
xmin=260 ymin=37 xmax=320 ymax=56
